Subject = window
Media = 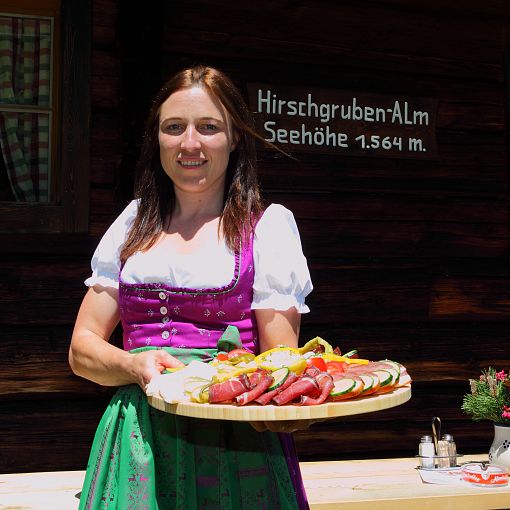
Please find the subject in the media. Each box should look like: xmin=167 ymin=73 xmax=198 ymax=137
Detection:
xmin=0 ymin=0 xmax=90 ymax=233
xmin=0 ymin=12 xmax=53 ymax=202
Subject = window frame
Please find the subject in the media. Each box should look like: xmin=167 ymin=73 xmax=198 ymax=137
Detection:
xmin=0 ymin=0 xmax=90 ymax=233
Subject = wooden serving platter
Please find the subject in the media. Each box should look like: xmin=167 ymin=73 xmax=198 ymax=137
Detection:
xmin=147 ymin=386 xmax=411 ymax=421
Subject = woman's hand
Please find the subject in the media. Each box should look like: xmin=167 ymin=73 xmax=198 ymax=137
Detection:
xmin=128 ymin=349 xmax=184 ymax=388
xmin=250 ymin=418 xmax=328 ymax=433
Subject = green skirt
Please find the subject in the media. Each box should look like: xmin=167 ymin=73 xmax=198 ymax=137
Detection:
xmin=78 ymin=347 xmax=303 ymax=510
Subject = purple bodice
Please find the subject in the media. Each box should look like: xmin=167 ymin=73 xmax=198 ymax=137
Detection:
xmin=118 ymin=233 xmax=259 ymax=353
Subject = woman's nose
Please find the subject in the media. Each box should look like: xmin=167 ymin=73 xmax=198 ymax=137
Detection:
xmin=180 ymin=126 xmax=201 ymax=151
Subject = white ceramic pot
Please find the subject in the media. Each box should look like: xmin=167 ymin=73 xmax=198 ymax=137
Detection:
xmin=489 ymin=423 xmax=510 ymax=470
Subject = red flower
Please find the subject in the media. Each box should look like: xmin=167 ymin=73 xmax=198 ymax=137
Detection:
xmin=495 ymin=370 xmax=506 ymax=381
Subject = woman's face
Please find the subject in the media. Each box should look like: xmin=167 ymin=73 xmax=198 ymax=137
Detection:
xmin=158 ymin=86 xmax=236 ymax=197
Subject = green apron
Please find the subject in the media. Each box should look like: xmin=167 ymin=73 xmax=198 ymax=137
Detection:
xmin=78 ymin=344 xmax=300 ymax=510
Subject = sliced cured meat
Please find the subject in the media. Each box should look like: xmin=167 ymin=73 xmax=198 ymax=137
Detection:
xmin=254 ymin=372 xmax=299 ymax=405
xmin=344 ymin=361 xmax=395 ymax=375
xmin=397 ymin=371 xmax=412 ymax=387
xmin=331 ymin=371 xmax=351 ymax=381
xmin=272 ymin=376 xmax=319 ymax=406
xmin=208 ymin=374 xmax=250 ymax=403
xmin=305 ymin=366 xmax=321 ymax=378
xmin=236 ymin=372 xmax=274 ymax=405
xmin=299 ymin=372 xmax=334 ymax=406
xmin=247 ymin=370 xmax=263 ymax=388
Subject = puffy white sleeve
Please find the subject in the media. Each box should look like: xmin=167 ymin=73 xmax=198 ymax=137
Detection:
xmin=84 ymin=200 xmax=138 ymax=289
xmin=252 ymin=204 xmax=313 ymax=313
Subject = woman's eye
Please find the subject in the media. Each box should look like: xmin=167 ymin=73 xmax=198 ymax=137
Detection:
xmin=200 ymin=123 xmax=219 ymax=132
xmin=163 ymin=123 xmax=184 ymax=134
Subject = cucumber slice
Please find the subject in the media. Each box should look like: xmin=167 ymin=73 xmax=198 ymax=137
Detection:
xmin=381 ymin=359 xmax=402 ymax=375
xmin=351 ymin=378 xmax=364 ymax=394
xmin=384 ymin=367 xmax=400 ymax=384
xmin=268 ymin=367 xmax=289 ymax=390
xmin=373 ymin=369 xmax=393 ymax=387
xmin=330 ymin=378 xmax=356 ymax=396
xmin=360 ymin=374 xmax=374 ymax=393
xmin=343 ymin=349 xmax=358 ymax=358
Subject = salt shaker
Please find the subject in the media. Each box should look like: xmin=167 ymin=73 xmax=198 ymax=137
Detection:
xmin=419 ymin=435 xmax=435 ymax=469
xmin=442 ymin=433 xmax=457 ymax=467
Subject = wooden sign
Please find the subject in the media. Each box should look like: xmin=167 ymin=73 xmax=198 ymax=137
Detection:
xmin=247 ymin=83 xmax=438 ymax=160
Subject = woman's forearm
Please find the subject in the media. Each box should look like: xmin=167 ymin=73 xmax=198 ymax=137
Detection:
xmin=255 ymin=307 xmax=301 ymax=352
xmin=69 ymin=331 xmax=136 ymax=386
xmin=69 ymin=286 xmax=136 ymax=386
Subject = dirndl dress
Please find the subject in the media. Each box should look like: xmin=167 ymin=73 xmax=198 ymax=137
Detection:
xmin=78 ymin=227 xmax=310 ymax=510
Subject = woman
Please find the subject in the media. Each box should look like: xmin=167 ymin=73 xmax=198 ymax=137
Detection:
xmin=70 ymin=65 xmax=313 ymax=509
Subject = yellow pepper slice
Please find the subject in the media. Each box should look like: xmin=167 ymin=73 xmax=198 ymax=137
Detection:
xmin=321 ymin=353 xmax=369 ymax=365
xmin=298 ymin=336 xmax=333 ymax=354
xmin=254 ymin=347 xmax=307 ymax=374
xmin=213 ymin=361 xmax=258 ymax=382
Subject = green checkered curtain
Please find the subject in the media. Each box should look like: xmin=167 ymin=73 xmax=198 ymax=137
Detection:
xmin=0 ymin=16 xmax=51 ymax=202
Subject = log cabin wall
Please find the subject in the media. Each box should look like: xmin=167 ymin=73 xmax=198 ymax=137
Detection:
xmin=1 ymin=0 xmax=510 ymax=473
xmin=153 ymin=1 xmax=510 ymax=460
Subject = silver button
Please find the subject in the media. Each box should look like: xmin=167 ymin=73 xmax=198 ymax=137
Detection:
xmin=161 ymin=330 xmax=170 ymax=340
xmin=160 ymin=306 xmax=168 ymax=315
xmin=158 ymin=291 xmax=166 ymax=300
xmin=162 ymin=316 xmax=170 ymax=324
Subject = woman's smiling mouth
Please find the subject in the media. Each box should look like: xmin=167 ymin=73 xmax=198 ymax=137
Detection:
xmin=178 ymin=159 xmax=207 ymax=168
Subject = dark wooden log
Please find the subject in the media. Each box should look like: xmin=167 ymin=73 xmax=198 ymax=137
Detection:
xmin=90 ymin=155 xmax=118 ymax=185
xmin=161 ymin=0 xmax=506 ymax=82
xmin=258 ymin=141 xmax=508 ymax=195
xmin=299 ymin=321 xmax=510 ymax=373
xmin=0 ymin=397 xmax=113 ymax=473
xmin=92 ymin=0 xmax=118 ymax=48
xmin=0 ymin=325 xmax=110 ymax=398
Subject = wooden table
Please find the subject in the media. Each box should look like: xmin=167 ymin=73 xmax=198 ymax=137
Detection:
xmin=301 ymin=455 xmax=510 ymax=510
xmin=1 ymin=455 xmax=509 ymax=509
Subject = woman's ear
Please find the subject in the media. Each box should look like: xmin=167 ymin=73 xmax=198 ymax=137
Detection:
xmin=230 ymin=131 xmax=240 ymax=152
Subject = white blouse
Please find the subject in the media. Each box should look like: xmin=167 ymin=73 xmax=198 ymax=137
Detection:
xmin=85 ymin=201 xmax=313 ymax=313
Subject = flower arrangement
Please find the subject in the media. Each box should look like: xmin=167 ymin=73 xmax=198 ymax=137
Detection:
xmin=462 ymin=368 xmax=510 ymax=424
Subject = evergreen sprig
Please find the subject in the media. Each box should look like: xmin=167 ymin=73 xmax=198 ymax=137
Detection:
xmin=461 ymin=367 xmax=510 ymax=424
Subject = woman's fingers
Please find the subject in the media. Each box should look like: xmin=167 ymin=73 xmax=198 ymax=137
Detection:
xmin=130 ymin=350 xmax=184 ymax=387
xmin=158 ymin=350 xmax=185 ymax=369
xmin=250 ymin=419 xmax=317 ymax=433
xmin=264 ymin=420 xmax=303 ymax=433
xmin=249 ymin=421 xmax=269 ymax=432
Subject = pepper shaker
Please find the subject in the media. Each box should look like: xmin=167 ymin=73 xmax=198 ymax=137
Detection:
xmin=442 ymin=433 xmax=457 ymax=467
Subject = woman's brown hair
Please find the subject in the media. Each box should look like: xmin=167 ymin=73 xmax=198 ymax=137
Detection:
xmin=120 ymin=65 xmax=267 ymax=263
